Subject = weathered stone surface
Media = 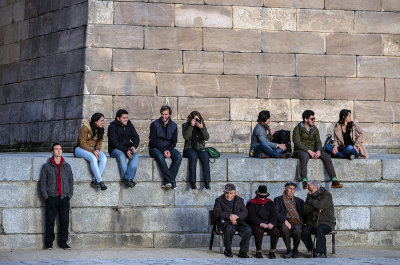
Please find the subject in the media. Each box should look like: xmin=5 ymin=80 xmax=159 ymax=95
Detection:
xmin=154 ymin=233 xmax=210 ymax=248
xmin=121 ymin=182 xmax=174 ymax=206
xmin=88 ymin=0 xmax=113 ymax=24
xmin=205 ymin=0 xmax=262 ymax=5
xmin=206 ymin=121 xmax=252 ymax=144
xmin=331 ymin=159 xmax=382 ymax=182
xmin=291 ymin=99 xmax=353 ymax=122
xmin=113 ymin=96 xmax=178 ymax=120
xmin=336 ymin=230 xmax=400 ymax=247
xmin=371 ymin=207 xmax=400 ymax=230
xmin=383 ymin=34 xmax=400 ymax=56
xmin=382 ymin=159 xmax=400 ymax=180
xmin=358 ymin=56 xmax=400 ymax=78
xmin=3 ymin=208 xmax=44 ymax=234
xmin=326 ymin=77 xmax=384 ymax=100
xmin=326 ymin=0 xmax=381 ymax=11
xmin=262 ymin=31 xmax=324 ymax=54
xmin=336 ymin=207 xmax=370 ymax=230
xmin=391 ymin=124 xmax=400 ymax=147
xmin=175 ymin=4 xmax=232 ymax=28
xmin=203 ymin=28 xmax=261 ymax=52
xmin=297 ymin=9 xmax=354 ymax=32
xmin=0 ymin=157 xmax=32 ymax=181
xmin=85 ymin=48 xmax=112 ymax=71
xmin=326 ymin=33 xmax=383 ymax=55
xmin=233 ymin=6 xmax=296 ymax=30
xmin=157 ymin=74 xmax=257 ymax=98
xmin=354 ymin=101 xmax=400 ymax=123
xmin=258 ymin=76 xmax=325 ymax=99
xmin=85 ymin=72 xmax=156 ymax=96
xmin=106 ymin=157 xmax=153 ymax=182
xmin=231 ymin=98 xmax=291 ymax=121
xmin=145 ymin=27 xmax=202 ymax=50
xmin=224 ymin=53 xmax=295 ymax=76
xmin=386 ymin=78 xmax=400 ymax=101
xmin=0 ymin=183 xmax=41 ymax=207
xmin=153 ymin=158 xmax=187 ymax=182
xmin=71 ymin=233 xmax=154 ymax=248
xmin=296 ymin=55 xmax=356 ymax=77
xmin=0 ymin=235 xmax=42 ymax=250
xmin=82 ymin=95 xmax=113 ymax=119
xmin=87 ymin=24 xmax=143 ymax=49
xmin=72 ymin=208 xmax=116 ymax=232
xmin=71 ymin=183 xmax=120 ymax=207
xmin=0 ymin=5 xmax=12 ymax=26
xmin=13 ymin=0 xmax=25 ymax=23
xmin=183 ymin=51 xmax=223 ymax=74
xmin=355 ymin=11 xmax=400 ymax=34
xmin=178 ymin=97 xmax=229 ymax=121
xmin=360 ymin=123 xmax=393 ymax=146
xmin=264 ymin=0 xmax=323 ymax=8
xmin=114 ymin=2 xmax=174 ymax=26
xmin=113 ymin=49 xmax=182 ymax=73
xmin=383 ymin=0 xmax=400 ymax=11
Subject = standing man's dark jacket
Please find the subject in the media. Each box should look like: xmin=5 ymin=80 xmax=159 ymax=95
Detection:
xmin=39 ymin=158 xmax=74 ymax=199
xmin=246 ymin=199 xmax=277 ymax=227
xmin=274 ymin=195 xmax=304 ymax=226
xmin=149 ymin=117 xmax=178 ymax=152
xmin=108 ymin=119 xmax=140 ymax=154
xmin=292 ymin=122 xmax=323 ymax=157
xmin=303 ymin=187 xmax=335 ymax=230
xmin=213 ymin=195 xmax=249 ymax=226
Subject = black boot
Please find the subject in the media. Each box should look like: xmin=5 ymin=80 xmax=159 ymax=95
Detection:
xmin=99 ymin=181 xmax=107 ymax=190
xmin=190 ymin=182 xmax=197 ymax=189
xmin=204 ymin=182 xmax=210 ymax=190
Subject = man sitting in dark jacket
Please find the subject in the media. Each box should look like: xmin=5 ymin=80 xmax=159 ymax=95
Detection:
xmin=108 ymin=109 xmax=140 ymax=188
xmin=302 ymin=180 xmax=336 ymax=258
xmin=213 ymin=183 xmax=252 ymax=258
xmin=247 ymin=185 xmax=280 ymax=259
xmin=274 ymin=181 xmax=304 ymax=258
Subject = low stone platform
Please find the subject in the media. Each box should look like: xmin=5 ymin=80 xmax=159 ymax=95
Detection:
xmin=0 ymin=153 xmax=399 ymax=250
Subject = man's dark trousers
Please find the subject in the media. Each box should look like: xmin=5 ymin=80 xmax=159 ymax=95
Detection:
xmin=149 ymin=148 xmax=182 ymax=185
xmin=280 ymin=223 xmax=302 ymax=251
xmin=296 ymin=151 xmax=336 ymax=181
xmin=301 ymin=224 xmax=332 ymax=255
xmin=45 ymin=196 xmax=70 ymax=247
xmin=223 ymin=223 xmax=252 ymax=252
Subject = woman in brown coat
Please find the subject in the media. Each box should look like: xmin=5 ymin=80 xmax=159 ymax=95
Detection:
xmin=74 ymin=113 xmax=108 ymax=190
xmin=331 ymin=109 xmax=368 ymax=159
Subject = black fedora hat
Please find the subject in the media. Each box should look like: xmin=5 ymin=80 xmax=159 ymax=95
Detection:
xmin=255 ymin=185 xmax=269 ymax=197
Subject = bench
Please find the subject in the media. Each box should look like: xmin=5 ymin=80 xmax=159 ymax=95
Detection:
xmin=208 ymin=210 xmax=336 ymax=254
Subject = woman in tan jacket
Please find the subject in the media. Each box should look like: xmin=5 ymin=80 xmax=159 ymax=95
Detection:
xmin=331 ymin=109 xmax=369 ymax=159
xmin=74 ymin=113 xmax=108 ymax=190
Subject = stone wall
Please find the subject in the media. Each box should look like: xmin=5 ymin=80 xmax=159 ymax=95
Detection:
xmin=0 ymin=154 xmax=399 ymax=249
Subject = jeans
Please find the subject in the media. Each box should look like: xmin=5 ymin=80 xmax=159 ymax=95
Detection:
xmin=74 ymin=147 xmax=107 ymax=183
xmin=223 ymin=223 xmax=252 ymax=252
xmin=149 ymin=148 xmax=182 ymax=185
xmin=111 ymin=149 xmax=139 ymax=181
xmin=253 ymin=142 xmax=283 ymax=158
xmin=295 ymin=151 xmax=336 ymax=181
xmin=302 ymin=224 xmax=332 ymax=255
xmin=45 ymin=196 xmax=70 ymax=247
xmin=325 ymin=144 xmax=359 ymax=159
xmin=183 ymin=148 xmax=210 ymax=183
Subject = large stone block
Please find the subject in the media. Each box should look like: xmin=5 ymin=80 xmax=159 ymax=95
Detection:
xmin=326 ymin=0 xmax=381 ymax=11
xmin=0 ymin=5 xmax=12 ymax=26
xmin=383 ymin=0 xmax=400 ymax=11
xmin=203 ymin=28 xmax=261 ymax=52
xmin=113 ymin=49 xmax=182 ymax=73
xmin=82 ymin=95 xmax=113 ymax=119
xmin=87 ymin=24 xmax=143 ymax=49
xmin=296 ymin=54 xmax=356 ymax=77
xmin=0 ymin=183 xmax=41 ymax=207
xmin=121 ymin=182 xmax=174 ymax=207
xmin=258 ymin=76 xmax=325 ymax=99
xmin=72 ymin=208 xmax=116 ymax=232
xmin=382 ymin=159 xmax=400 ymax=180
xmin=153 ymin=158 xmax=187 ymax=182
xmin=88 ymin=0 xmax=113 ymax=24
xmin=71 ymin=183 xmax=120 ymax=207
xmin=154 ymin=233 xmax=210 ymax=248
xmin=105 ymin=156 xmax=153 ymax=182
xmin=355 ymin=11 xmax=400 ymax=34
xmin=383 ymin=34 xmax=400 ymax=56
xmin=231 ymin=98 xmax=291 ymax=121
xmin=13 ymin=0 xmax=25 ymax=22
xmin=70 ymin=233 xmax=154 ymax=248
xmin=264 ymin=0 xmax=324 ymax=8
xmin=360 ymin=123 xmax=393 ymax=146
xmin=85 ymin=48 xmax=112 ymax=71
xmin=85 ymin=71 xmax=156 ymax=96
xmin=206 ymin=121 xmax=252 ymax=144
xmin=233 ymin=6 xmax=296 ymax=30
xmin=175 ymin=4 xmax=232 ymax=28
xmin=358 ymin=56 xmax=400 ymax=78
xmin=0 ymin=157 xmax=32 ymax=181
xmin=262 ymin=31 xmax=324 ymax=54
xmin=336 ymin=207 xmax=370 ymax=230
xmin=0 ymin=235 xmax=42 ymax=250
xmin=297 ymin=9 xmax=354 ymax=32
xmin=291 ymin=99 xmax=353 ymax=122
xmin=113 ymin=96 xmax=178 ymax=120
xmin=335 ymin=231 xmax=397 ymax=247
xmin=114 ymin=2 xmax=173 ymax=26
xmin=178 ymin=97 xmax=229 ymax=121
xmin=371 ymin=207 xmax=400 ymax=230
xmin=354 ymin=101 xmax=400 ymax=123
xmin=2 ymin=208 xmax=44 ymax=234
xmin=157 ymin=74 xmax=257 ymax=98
xmin=224 ymin=53 xmax=295 ymax=76
xmin=326 ymin=33 xmax=383 ymax=55
xmin=392 ymin=124 xmax=400 ymax=147
xmin=331 ymin=159 xmax=382 ymax=182
xmin=326 ymin=77 xmax=384 ymax=100
xmin=183 ymin=51 xmax=223 ymax=74
xmin=145 ymin=27 xmax=202 ymax=50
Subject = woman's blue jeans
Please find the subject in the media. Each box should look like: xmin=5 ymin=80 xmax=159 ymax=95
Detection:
xmin=110 ymin=149 xmax=138 ymax=181
xmin=324 ymin=144 xmax=359 ymax=159
xmin=253 ymin=142 xmax=283 ymax=158
xmin=74 ymin=147 xmax=107 ymax=182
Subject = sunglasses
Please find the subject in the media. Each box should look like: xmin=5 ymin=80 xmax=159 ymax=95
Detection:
xmin=309 ymin=118 xmax=315 ymax=121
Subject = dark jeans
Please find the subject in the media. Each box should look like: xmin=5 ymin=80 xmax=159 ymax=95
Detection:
xmin=223 ymin=223 xmax=252 ymax=253
xmin=253 ymin=226 xmax=280 ymax=251
xmin=45 ymin=196 xmax=70 ymax=248
xmin=325 ymin=144 xmax=359 ymax=159
xmin=279 ymin=223 xmax=302 ymax=251
xmin=295 ymin=151 xmax=336 ymax=181
xmin=301 ymin=224 xmax=332 ymax=255
xmin=149 ymin=148 xmax=182 ymax=185
xmin=183 ymin=148 xmax=210 ymax=183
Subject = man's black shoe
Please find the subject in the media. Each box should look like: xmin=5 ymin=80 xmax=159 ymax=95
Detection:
xmin=268 ymin=252 xmax=276 ymax=259
xmin=315 ymin=253 xmax=327 ymax=258
xmin=45 ymin=245 xmax=53 ymax=250
xmin=255 ymin=252 xmax=263 ymax=259
xmin=283 ymin=250 xmax=292 ymax=258
xmin=90 ymin=180 xmax=100 ymax=188
xmin=130 ymin=180 xmax=137 ymax=188
xmin=224 ymin=249 xmax=233 ymax=258
xmin=204 ymin=182 xmax=211 ymax=190
xmin=292 ymin=250 xmax=299 ymax=258
xmin=59 ymin=243 xmax=71 ymax=250
xmin=190 ymin=182 xmax=197 ymax=189
xmin=238 ymin=251 xmax=249 ymax=258
xmin=99 ymin=181 xmax=107 ymax=190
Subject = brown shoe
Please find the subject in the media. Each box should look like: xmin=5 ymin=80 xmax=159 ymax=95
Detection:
xmin=331 ymin=180 xmax=343 ymax=189
xmin=302 ymin=181 xmax=308 ymax=190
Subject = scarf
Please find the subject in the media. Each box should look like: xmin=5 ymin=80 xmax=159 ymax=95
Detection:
xmin=247 ymin=196 xmax=271 ymax=206
xmin=260 ymin=123 xmax=272 ymax=141
xmin=50 ymin=156 xmax=64 ymax=196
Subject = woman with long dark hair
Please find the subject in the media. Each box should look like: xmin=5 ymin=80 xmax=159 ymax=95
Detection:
xmin=74 ymin=113 xmax=108 ymax=190
xmin=182 ymin=111 xmax=210 ymax=190
xmin=331 ymin=109 xmax=368 ymax=159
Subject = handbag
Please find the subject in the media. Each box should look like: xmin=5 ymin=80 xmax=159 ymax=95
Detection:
xmin=206 ymin=147 xmax=221 ymax=163
xmin=322 ymin=134 xmax=334 ymax=153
